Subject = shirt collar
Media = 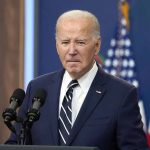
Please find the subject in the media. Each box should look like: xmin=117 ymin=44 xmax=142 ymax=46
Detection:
xmin=78 ymin=62 xmax=98 ymax=93
xmin=63 ymin=62 xmax=98 ymax=92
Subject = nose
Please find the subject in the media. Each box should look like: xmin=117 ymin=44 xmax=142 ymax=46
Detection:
xmin=68 ymin=43 xmax=77 ymax=55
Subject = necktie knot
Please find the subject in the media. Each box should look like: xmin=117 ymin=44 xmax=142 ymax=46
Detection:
xmin=68 ymin=80 xmax=79 ymax=90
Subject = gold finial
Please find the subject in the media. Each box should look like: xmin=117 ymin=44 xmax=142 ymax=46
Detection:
xmin=119 ymin=0 xmax=130 ymax=30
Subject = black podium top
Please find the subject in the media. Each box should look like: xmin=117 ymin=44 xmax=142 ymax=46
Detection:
xmin=0 ymin=145 xmax=99 ymax=150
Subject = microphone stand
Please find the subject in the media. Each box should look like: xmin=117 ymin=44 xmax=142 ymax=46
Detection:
xmin=2 ymin=108 xmax=32 ymax=145
xmin=18 ymin=119 xmax=32 ymax=145
xmin=2 ymin=109 xmax=28 ymax=144
xmin=18 ymin=108 xmax=40 ymax=145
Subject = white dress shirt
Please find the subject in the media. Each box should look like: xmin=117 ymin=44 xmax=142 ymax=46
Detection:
xmin=59 ymin=62 xmax=98 ymax=126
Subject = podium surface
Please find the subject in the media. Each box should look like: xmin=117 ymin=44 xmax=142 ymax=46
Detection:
xmin=0 ymin=145 xmax=99 ymax=150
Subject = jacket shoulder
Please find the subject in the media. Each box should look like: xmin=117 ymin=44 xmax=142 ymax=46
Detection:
xmin=100 ymin=68 xmax=136 ymax=91
xmin=33 ymin=70 xmax=64 ymax=83
xmin=26 ymin=70 xmax=64 ymax=89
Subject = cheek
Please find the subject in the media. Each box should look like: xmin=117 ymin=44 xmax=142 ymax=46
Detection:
xmin=83 ymin=51 xmax=95 ymax=62
xmin=57 ymin=44 xmax=65 ymax=55
xmin=59 ymin=54 xmax=66 ymax=63
xmin=57 ymin=47 xmax=66 ymax=59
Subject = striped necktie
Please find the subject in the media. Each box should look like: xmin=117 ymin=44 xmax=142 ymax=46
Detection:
xmin=59 ymin=80 xmax=79 ymax=145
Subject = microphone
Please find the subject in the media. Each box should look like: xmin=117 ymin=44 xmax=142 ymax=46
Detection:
xmin=27 ymin=89 xmax=47 ymax=123
xmin=2 ymin=88 xmax=25 ymax=122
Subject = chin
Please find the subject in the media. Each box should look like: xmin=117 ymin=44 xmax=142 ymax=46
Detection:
xmin=68 ymin=69 xmax=79 ymax=74
xmin=66 ymin=65 xmax=79 ymax=71
xmin=67 ymin=69 xmax=79 ymax=76
xmin=68 ymin=70 xmax=85 ymax=79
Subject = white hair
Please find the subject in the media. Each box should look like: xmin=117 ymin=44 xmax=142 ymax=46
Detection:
xmin=55 ymin=10 xmax=101 ymax=38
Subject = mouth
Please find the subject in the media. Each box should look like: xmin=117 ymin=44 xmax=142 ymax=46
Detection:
xmin=66 ymin=60 xmax=80 ymax=66
xmin=67 ymin=60 xmax=80 ymax=63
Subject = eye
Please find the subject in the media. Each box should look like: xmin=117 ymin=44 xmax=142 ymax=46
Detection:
xmin=77 ymin=41 xmax=86 ymax=46
xmin=61 ymin=41 xmax=69 ymax=46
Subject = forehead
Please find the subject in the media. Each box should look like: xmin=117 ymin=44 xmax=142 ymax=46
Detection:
xmin=57 ymin=14 xmax=93 ymax=26
xmin=57 ymin=18 xmax=94 ymax=36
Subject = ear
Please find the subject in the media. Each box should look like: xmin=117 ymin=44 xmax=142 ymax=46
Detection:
xmin=56 ymin=40 xmax=60 ymax=55
xmin=94 ymin=37 xmax=101 ymax=55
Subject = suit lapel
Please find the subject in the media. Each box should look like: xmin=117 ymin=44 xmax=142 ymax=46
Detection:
xmin=67 ymin=68 xmax=107 ymax=145
xmin=46 ymin=70 xmax=64 ymax=145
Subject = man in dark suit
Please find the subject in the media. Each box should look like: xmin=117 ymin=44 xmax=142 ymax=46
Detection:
xmin=5 ymin=10 xmax=149 ymax=150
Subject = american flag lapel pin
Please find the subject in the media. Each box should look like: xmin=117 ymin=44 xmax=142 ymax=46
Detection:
xmin=96 ymin=90 xmax=102 ymax=94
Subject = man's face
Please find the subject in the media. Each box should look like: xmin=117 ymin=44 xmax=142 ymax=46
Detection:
xmin=56 ymin=18 xmax=100 ymax=79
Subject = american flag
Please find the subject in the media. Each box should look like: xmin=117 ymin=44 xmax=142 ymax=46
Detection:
xmin=102 ymin=0 xmax=150 ymax=146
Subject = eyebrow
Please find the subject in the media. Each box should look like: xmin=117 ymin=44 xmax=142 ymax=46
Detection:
xmin=56 ymin=37 xmax=91 ymax=42
xmin=79 ymin=39 xmax=89 ymax=42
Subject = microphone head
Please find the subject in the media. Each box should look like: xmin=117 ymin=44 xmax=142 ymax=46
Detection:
xmin=10 ymin=88 xmax=25 ymax=106
xmin=33 ymin=89 xmax=47 ymax=106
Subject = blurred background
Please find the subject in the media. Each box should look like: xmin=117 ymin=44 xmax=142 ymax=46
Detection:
xmin=0 ymin=0 xmax=150 ymax=145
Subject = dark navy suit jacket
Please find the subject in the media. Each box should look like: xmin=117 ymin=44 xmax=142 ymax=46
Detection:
xmin=6 ymin=67 xmax=148 ymax=150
